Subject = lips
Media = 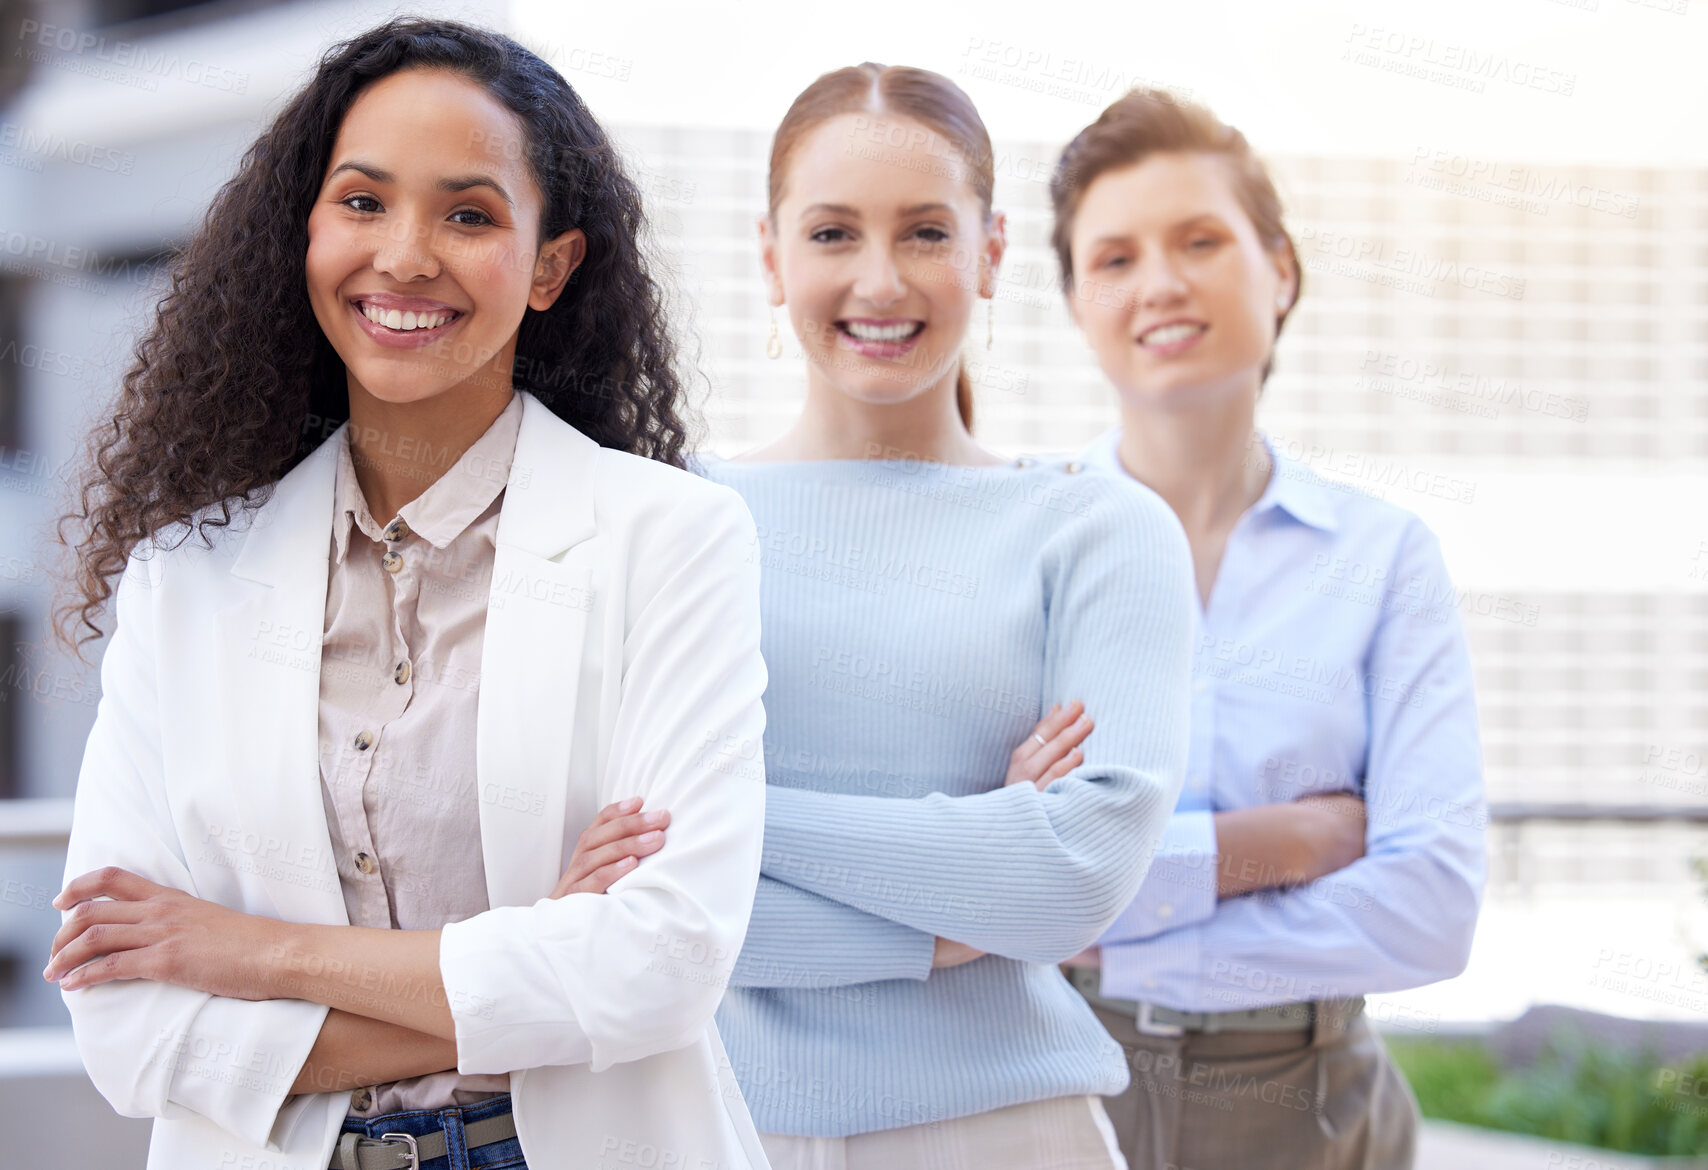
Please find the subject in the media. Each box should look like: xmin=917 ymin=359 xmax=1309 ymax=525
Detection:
xmin=348 ymin=296 xmax=463 ymax=350
xmin=835 ymin=318 xmax=925 ymax=359
xmin=1135 ymin=319 xmax=1207 ymax=356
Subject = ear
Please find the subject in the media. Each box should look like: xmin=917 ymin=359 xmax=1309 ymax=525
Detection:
xmin=978 ymin=209 xmax=1008 ymax=299
xmin=757 ymin=214 xmax=785 ymax=307
xmin=1270 ymin=242 xmax=1299 ymax=318
xmin=529 ymin=228 xmax=586 ymax=312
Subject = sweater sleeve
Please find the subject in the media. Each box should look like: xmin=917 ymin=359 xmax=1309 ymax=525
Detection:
xmin=729 ymin=877 xmax=935 ymax=988
xmin=760 ymin=477 xmax=1196 ymax=963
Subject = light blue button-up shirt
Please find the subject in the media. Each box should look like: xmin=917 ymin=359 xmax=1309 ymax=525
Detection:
xmin=1075 ymin=428 xmax=1487 ymax=1011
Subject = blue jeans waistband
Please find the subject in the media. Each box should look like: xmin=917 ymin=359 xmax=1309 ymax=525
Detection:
xmin=336 ymin=1093 xmax=520 ymax=1170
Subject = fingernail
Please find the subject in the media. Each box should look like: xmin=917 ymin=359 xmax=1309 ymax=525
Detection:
xmin=645 ymin=810 xmax=667 ymax=824
xmin=620 ymin=797 xmax=642 ymax=813
xmin=638 ymin=830 xmax=662 ymax=844
xmin=618 ymin=856 xmax=636 ymax=867
xmin=1050 ymin=703 xmax=1060 ymax=714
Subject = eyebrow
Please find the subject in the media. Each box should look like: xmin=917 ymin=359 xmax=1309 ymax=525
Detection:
xmin=326 ymin=160 xmax=515 ymax=208
xmin=798 ymin=201 xmax=955 ymax=222
xmin=1088 ymin=215 xmax=1226 ymax=246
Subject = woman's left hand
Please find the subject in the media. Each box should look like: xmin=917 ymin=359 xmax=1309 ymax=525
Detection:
xmin=44 ymin=867 xmax=285 ymax=999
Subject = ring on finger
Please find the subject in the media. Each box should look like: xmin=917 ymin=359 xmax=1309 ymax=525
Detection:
xmin=1030 ymin=733 xmax=1048 ymax=748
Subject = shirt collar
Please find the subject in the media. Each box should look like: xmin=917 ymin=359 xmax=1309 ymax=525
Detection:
xmin=331 ymin=392 xmax=525 ymax=564
xmin=1246 ymin=431 xmax=1340 ymax=534
xmin=1076 ymin=426 xmax=1339 ymax=534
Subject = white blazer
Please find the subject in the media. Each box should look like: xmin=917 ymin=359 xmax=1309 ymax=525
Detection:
xmin=60 ymin=389 xmax=773 ymax=1169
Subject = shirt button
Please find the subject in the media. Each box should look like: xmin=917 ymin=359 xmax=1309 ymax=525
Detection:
xmin=351 ymin=1087 xmax=372 ymax=1111
xmin=381 ymin=551 xmax=403 ymax=574
xmin=1193 ymin=679 xmax=1209 ymax=695
xmin=1011 ymin=456 xmax=1036 ymax=468
xmin=353 ymin=729 xmax=374 ymax=751
xmin=1063 ymin=461 xmax=1083 ymax=474
xmin=393 ymin=660 xmax=411 ymax=685
xmin=1143 ymin=977 xmax=1158 ymax=990
xmin=1190 ymin=775 xmax=1206 ymax=790
xmin=355 ymin=851 xmax=376 ymax=875
xmin=383 ymin=518 xmax=409 ymax=542
xmin=1157 ymin=903 xmax=1174 ymax=919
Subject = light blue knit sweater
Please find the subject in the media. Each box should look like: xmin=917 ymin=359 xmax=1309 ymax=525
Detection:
xmin=696 ymin=452 xmax=1195 ymax=1137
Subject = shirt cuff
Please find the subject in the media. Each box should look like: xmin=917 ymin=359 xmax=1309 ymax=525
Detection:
xmin=1099 ymin=810 xmax=1219 ymax=945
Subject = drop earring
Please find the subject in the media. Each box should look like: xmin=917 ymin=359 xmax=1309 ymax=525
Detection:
xmin=766 ymin=310 xmax=782 ymax=360
xmin=985 ymin=298 xmax=994 ymax=350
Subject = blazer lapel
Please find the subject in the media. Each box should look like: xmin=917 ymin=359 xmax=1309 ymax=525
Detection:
xmin=214 ymin=391 xmax=599 ymax=923
xmin=217 ymin=434 xmax=348 ymax=927
xmin=475 ymin=391 xmax=599 ymax=908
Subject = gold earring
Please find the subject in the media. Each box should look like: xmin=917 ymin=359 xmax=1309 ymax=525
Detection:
xmin=766 ymin=311 xmax=782 ymax=360
xmin=985 ymin=298 xmax=994 ymax=350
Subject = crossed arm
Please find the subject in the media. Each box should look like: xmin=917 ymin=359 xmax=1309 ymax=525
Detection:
xmin=45 ymin=799 xmax=675 ymax=1093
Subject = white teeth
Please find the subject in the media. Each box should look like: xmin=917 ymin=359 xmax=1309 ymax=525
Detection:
xmin=843 ymin=321 xmax=920 ymax=342
xmin=360 ymin=303 xmax=452 ymax=331
xmin=1140 ymin=322 xmax=1204 ymax=346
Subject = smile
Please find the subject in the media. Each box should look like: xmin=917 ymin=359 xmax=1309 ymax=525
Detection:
xmin=349 ymin=298 xmax=463 ymax=349
xmin=358 ymin=301 xmax=458 ymax=331
xmin=1138 ymin=322 xmax=1206 ymax=347
xmin=838 ymin=320 xmax=924 ymax=343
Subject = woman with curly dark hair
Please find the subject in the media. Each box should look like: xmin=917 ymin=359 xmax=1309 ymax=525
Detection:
xmin=41 ymin=18 xmax=772 ymax=1170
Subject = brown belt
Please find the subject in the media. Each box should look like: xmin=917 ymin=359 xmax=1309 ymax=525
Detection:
xmin=1066 ymin=964 xmax=1365 ymax=1041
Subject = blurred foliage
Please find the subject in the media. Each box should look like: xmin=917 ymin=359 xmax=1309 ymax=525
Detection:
xmin=1389 ymin=1028 xmax=1708 ymax=1157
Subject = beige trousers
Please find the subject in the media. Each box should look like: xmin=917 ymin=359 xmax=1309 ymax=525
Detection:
xmin=1083 ymin=997 xmax=1419 ymax=1170
xmin=758 ymin=1094 xmax=1129 ymax=1170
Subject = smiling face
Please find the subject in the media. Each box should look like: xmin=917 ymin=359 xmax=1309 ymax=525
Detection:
xmin=761 ymin=112 xmax=1002 ymax=409
xmin=1066 ymin=151 xmax=1296 ymax=413
xmin=305 ymin=67 xmax=583 ymax=409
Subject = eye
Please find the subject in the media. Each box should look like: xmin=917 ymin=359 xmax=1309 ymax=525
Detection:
xmin=1098 ymin=255 xmax=1130 ymax=270
xmin=809 ymin=226 xmax=851 ymax=244
xmin=1188 ymin=236 xmax=1220 ymax=250
xmin=913 ymin=226 xmax=950 ymax=244
xmin=340 ymin=194 xmax=381 ymax=214
xmin=449 ymin=208 xmax=494 ymax=227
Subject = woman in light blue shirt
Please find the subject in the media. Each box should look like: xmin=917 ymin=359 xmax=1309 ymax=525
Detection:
xmin=696 ymin=63 xmax=1197 ymax=1170
xmin=1046 ymin=90 xmax=1487 ymax=1169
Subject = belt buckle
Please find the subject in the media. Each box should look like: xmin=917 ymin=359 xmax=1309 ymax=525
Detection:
xmin=1135 ymin=1001 xmax=1186 ymax=1038
xmin=379 ymin=1132 xmax=420 ymax=1170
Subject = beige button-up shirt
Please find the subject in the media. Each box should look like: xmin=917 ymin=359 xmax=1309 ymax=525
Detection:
xmin=318 ymin=393 xmax=523 ymax=1117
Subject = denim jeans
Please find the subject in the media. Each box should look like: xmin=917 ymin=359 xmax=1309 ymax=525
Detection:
xmin=334 ymin=1093 xmax=526 ymax=1170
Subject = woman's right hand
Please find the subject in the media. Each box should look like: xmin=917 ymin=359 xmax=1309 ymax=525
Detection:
xmin=1005 ymin=699 xmax=1093 ymax=791
xmin=932 ymin=937 xmax=986 ymax=969
xmin=1291 ymin=791 xmax=1368 ymax=880
xmin=550 ymin=797 xmax=670 ymax=898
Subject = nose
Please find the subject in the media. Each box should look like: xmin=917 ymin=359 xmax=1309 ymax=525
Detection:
xmin=370 ymin=216 xmax=441 ymax=283
xmin=850 ymin=242 xmax=906 ymax=309
xmin=1132 ymin=249 xmax=1188 ymax=312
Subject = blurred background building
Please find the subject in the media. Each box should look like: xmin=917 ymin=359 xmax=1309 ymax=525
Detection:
xmin=0 ymin=0 xmax=1703 ymax=1163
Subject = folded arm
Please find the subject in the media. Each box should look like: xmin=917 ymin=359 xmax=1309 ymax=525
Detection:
xmin=1103 ymin=521 xmax=1487 ymax=994
xmin=57 ymin=549 xmax=330 ymax=1150
xmin=437 ymin=486 xmax=769 ymax=1074
xmin=761 ymin=484 xmax=1196 ymax=963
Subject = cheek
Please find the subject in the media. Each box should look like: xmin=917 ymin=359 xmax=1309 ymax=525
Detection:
xmin=1081 ymin=302 xmax=1132 ymax=358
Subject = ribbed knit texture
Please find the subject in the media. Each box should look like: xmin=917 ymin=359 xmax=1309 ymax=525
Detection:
xmin=696 ymin=453 xmax=1196 ymax=1137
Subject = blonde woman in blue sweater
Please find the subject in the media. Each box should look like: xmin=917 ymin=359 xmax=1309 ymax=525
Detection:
xmin=694 ymin=63 xmax=1196 ymax=1170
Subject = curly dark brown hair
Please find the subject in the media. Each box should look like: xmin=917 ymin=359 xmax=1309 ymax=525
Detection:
xmin=53 ymin=16 xmax=698 ymax=658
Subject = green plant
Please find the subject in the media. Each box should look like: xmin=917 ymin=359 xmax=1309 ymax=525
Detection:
xmin=1388 ymin=1028 xmax=1708 ymax=1157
